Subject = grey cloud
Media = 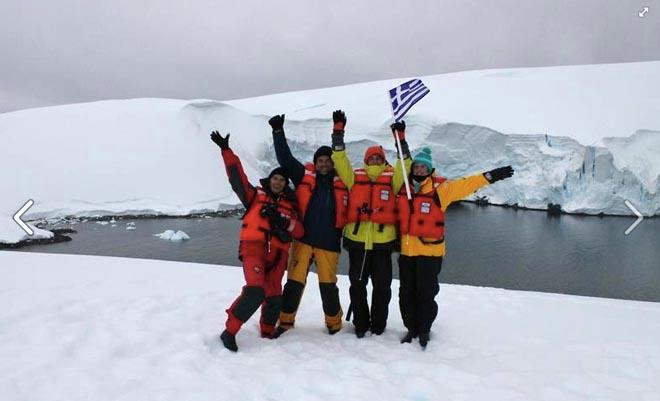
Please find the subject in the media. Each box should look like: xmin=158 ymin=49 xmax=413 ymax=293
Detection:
xmin=1 ymin=0 xmax=658 ymax=113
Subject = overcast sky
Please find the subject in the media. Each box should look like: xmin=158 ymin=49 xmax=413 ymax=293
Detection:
xmin=1 ymin=0 xmax=658 ymax=113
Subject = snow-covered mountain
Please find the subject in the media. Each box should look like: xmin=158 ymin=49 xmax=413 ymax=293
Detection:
xmin=1 ymin=61 xmax=659 ymax=243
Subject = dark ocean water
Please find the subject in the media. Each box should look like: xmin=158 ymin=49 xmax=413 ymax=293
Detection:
xmin=10 ymin=203 xmax=660 ymax=302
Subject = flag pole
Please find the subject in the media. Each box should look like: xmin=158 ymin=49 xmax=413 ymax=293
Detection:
xmin=388 ymin=79 xmax=430 ymax=250
xmin=391 ymin=109 xmax=412 ymax=200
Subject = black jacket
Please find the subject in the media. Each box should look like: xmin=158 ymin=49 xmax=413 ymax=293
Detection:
xmin=272 ymin=130 xmax=342 ymax=252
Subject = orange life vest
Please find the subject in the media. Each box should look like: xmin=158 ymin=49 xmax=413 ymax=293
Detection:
xmin=295 ymin=163 xmax=348 ymax=229
xmin=398 ymin=176 xmax=447 ymax=243
xmin=346 ymin=166 xmax=397 ymax=225
xmin=240 ymin=187 xmax=299 ymax=248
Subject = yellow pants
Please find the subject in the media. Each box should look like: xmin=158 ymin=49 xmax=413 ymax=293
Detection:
xmin=278 ymin=241 xmax=343 ymax=331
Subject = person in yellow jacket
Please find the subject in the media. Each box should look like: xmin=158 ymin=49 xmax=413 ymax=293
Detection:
xmin=331 ymin=117 xmax=412 ymax=338
xmin=397 ymin=146 xmax=514 ymax=349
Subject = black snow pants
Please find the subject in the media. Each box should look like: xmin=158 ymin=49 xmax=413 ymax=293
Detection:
xmin=398 ymin=255 xmax=443 ymax=335
xmin=347 ymin=247 xmax=393 ymax=334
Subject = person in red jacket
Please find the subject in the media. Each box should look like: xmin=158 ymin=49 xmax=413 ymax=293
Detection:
xmin=211 ymin=131 xmax=304 ymax=352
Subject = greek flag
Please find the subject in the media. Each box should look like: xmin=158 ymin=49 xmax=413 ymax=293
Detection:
xmin=389 ymin=79 xmax=430 ymax=121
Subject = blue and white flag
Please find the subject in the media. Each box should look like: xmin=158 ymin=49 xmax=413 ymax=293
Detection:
xmin=389 ymin=79 xmax=430 ymax=121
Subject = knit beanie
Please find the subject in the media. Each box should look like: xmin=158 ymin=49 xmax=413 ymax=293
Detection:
xmin=313 ymin=146 xmax=332 ymax=163
xmin=268 ymin=167 xmax=290 ymax=185
xmin=413 ymin=147 xmax=433 ymax=172
xmin=363 ymin=145 xmax=386 ymax=164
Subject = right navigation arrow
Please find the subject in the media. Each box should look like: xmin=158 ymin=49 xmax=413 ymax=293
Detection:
xmin=624 ymin=200 xmax=644 ymax=235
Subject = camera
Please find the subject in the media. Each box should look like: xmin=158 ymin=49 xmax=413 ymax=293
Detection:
xmin=259 ymin=203 xmax=291 ymax=242
xmin=260 ymin=203 xmax=279 ymax=218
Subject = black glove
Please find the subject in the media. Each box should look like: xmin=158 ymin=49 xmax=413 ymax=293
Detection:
xmin=390 ymin=120 xmax=406 ymax=140
xmin=484 ymin=166 xmax=514 ymax=183
xmin=268 ymin=114 xmax=285 ymax=132
xmin=332 ymin=110 xmax=346 ymax=131
xmin=397 ymin=139 xmax=411 ymax=159
xmin=210 ymin=131 xmax=230 ymax=150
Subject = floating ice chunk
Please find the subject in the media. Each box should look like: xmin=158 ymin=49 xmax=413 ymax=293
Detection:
xmin=154 ymin=230 xmax=190 ymax=241
xmin=171 ymin=231 xmax=190 ymax=241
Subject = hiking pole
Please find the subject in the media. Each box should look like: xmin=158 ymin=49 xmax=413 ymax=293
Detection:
xmin=346 ymin=237 xmax=370 ymax=322
xmin=358 ymin=242 xmax=368 ymax=282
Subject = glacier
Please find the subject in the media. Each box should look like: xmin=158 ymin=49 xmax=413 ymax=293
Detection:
xmin=182 ymin=101 xmax=660 ymax=216
xmin=0 ymin=61 xmax=659 ymax=244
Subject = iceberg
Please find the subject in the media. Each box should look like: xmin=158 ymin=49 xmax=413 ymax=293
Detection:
xmin=154 ymin=230 xmax=191 ymax=241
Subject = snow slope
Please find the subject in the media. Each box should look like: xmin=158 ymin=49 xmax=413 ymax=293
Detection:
xmin=1 ymin=62 xmax=659 ymax=244
xmin=1 ymin=252 xmax=659 ymax=401
xmin=227 ymin=61 xmax=660 ymax=146
xmin=0 ymin=214 xmax=53 ymax=245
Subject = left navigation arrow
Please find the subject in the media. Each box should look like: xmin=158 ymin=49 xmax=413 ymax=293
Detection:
xmin=13 ymin=199 xmax=35 ymax=236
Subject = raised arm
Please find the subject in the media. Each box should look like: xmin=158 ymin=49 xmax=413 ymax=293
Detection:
xmin=329 ymin=110 xmax=355 ymax=189
xmin=437 ymin=166 xmax=514 ymax=210
xmin=390 ymin=120 xmax=413 ymax=194
xmin=269 ymin=114 xmax=305 ymax=187
xmin=393 ymin=157 xmax=413 ymax=194
xmin=211 ymin=131 xmax=256 ymax=208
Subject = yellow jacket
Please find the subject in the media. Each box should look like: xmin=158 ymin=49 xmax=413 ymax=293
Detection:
xmin=331 ymin=150 xmax=412 ymax=250
xmin=401 ymin=173 xmax=490 ymax=257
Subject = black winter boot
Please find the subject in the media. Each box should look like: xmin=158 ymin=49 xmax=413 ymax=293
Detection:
xmin=371 ymin=324 xmax=385 ymax=335
xmin=419 ymin=332 xmax=429 ymax=349
xmin=220 ymin=330 xmax=238 ymax=352
xmin=270 ymin=325 xmax=288 ymax=339
xmin=355 ymin=330 xmax=366 ymax=339
xmin=400 ymin=330 xmax=418 ymax=344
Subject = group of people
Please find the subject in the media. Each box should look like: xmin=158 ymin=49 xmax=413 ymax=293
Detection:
xmin=210 ymin=110 xmax=514 ymax=351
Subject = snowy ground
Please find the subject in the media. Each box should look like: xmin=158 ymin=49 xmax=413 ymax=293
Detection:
xmin=2 ymin=252 xmax=659 ymax=401
xmin=1 ymin=61 xmax=659 ymax=244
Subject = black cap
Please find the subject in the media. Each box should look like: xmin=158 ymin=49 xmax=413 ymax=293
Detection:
xmin=313 ymin=145 xmax=332 ymax=163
